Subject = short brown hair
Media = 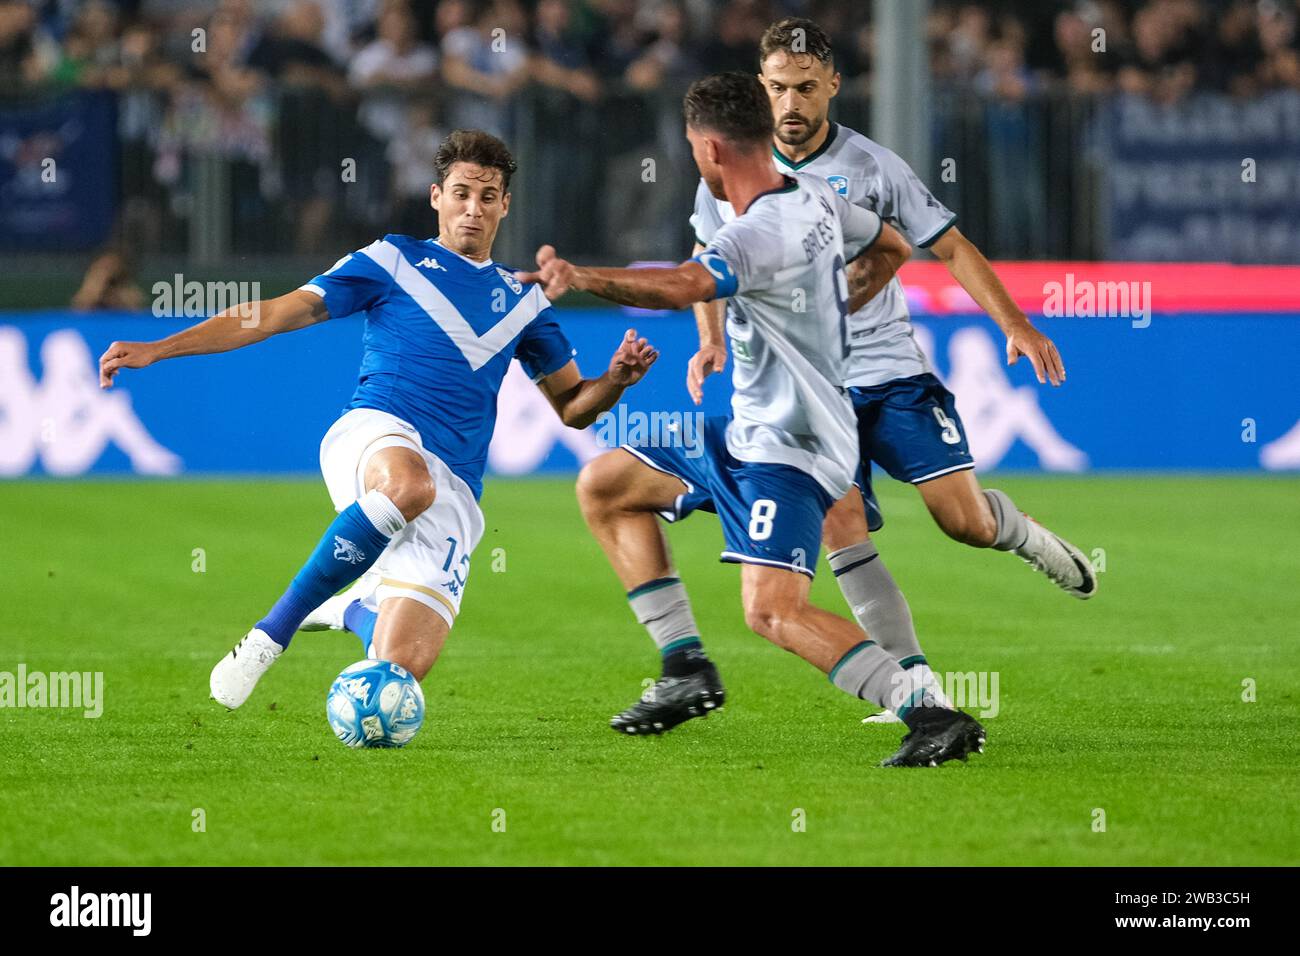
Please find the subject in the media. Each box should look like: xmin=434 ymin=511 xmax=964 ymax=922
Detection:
xmin=683 ymin=72 xmax=773 ymax=147
xmin=759 ymin=17 xmax=834 ymax=69
xmin=434 ymin=129 xmax=518 ymax=191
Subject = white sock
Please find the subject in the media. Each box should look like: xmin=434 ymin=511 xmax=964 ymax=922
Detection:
xmin=358 ymin=489 xmax=407 ymax=537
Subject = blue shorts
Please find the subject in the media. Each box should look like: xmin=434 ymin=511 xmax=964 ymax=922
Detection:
xmin=852 ymin=373 xmax=975 ymax=531
xmin=622 ymin=416 xmax=833 ymax=578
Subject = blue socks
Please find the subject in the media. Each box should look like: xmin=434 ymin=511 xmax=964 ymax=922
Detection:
xmin=343 ymin=599 xmax=379 ymax=655
xmin=256 ymin=491 xmax=406 ymax=648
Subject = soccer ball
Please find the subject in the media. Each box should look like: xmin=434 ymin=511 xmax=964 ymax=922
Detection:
xmin=326 ymin=660 xmax=425 ymax=748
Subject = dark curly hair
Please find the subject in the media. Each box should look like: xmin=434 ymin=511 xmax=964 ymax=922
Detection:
xmin=759 ymin=17 xmax=835 ymax=69
xmin=682 ymin=72 xmax=774 ymax=146
xmin=434 ymin=129 xmax=519 ymax=191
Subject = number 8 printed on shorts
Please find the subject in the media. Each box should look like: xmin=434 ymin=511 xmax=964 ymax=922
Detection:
xmin=932 ymin=406 xmax=961 ymax=445
xmin=749 ymin=499 xmax=777 ymax=541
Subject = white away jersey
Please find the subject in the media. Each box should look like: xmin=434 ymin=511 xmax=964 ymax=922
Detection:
xmin=697 ymin=172 xmax=883 ymax=498
xmin=691 ymin=122 xmax=957 ymax=388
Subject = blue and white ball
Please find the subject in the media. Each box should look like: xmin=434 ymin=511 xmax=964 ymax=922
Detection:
xmin=326 ymin=660 xmax=425 ymax=748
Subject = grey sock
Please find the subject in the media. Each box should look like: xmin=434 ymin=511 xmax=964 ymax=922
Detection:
xmin=830 ymin=640 xmax=932 ymax=715
xmin=827 ymin=541 xmax=923 ymax=660
xmin=627 ymin=577 xmax=700 ymax=653
xmin=984 ymin=489 xmax=1030 ymax=551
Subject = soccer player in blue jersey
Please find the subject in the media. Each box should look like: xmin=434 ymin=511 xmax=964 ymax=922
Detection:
xmin=98 ymin=129 xmax=659 ymax=710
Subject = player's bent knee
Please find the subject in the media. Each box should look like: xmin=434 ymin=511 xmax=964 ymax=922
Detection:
xmin=823 ymin=503 xmax=869 ymax=551
xmin=576 ymin=452 xmax=630 ymax=511
xmin=574 ymin=457 xmax=608 ymax=506
xmin=373 ymin=473 xmax=436 ymax=522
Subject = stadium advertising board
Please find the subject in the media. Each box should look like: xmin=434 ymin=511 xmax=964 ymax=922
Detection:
xmin=1103 ymin=91 xmax=1300 ymax=263
xmin=3 ymin=266 xmax=1298 ymax=478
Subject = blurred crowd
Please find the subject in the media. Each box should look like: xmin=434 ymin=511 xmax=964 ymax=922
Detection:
xmin=1 ymin=0 xmax=1297 ymax=260
xmin=3 ymin=0 xmax=1298 ymax=106
xmin=936 ymin=0 xmax=1300 ymax=104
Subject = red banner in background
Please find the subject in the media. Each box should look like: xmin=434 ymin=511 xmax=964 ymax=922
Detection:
xmin=898 ymin=262 xmax=1300 ymax=315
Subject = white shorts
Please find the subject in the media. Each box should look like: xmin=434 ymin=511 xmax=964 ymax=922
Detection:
xmin=319 ymin=408 xmax=485 ymax=628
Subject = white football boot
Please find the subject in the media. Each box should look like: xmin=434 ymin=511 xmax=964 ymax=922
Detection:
xmin=1015 ymin=518 xmax=1098 ymax=599
xmin=863 ymin=665 xmax=952 ymax=725
xmin=210 ymin=629 xmax=283 ymax=709
xmin=300 ymin=571 xmax=380 ymax=632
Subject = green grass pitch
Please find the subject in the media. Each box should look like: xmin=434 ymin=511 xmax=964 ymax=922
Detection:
xmin=1 ymin=475 xmax=1297 ymax=866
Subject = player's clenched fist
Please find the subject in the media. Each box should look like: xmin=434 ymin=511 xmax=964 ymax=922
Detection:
xmin=98 ymin=340 xmax=159 ymax=389
xmin=607 ymin=328 xmax=658 ymax=386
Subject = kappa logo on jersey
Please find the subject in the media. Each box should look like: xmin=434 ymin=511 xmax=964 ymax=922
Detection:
xmin=356 ymin=239 xmax=547 ymax=372
xmin=496 ymin=266 xmax=523 ymax=295
xmin=333 ymin=536 xmax=366 ymax=564
xmin=415 ymin=257 xmax=447 ymax=271
xmin=826 ymin=175 xmax=849 ymax=195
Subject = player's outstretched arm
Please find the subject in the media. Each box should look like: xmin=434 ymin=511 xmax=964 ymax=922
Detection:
xmin=845 ymin=223 xmax=911 ymax=314
xmin=98 ymin=289 xmax=331 ymax=389
xmin=929 ymin=226 xmax=1065 ymax=386
xmin=517 ymin=245 xmax=717 ymax=312
xmin=535 ymin=329 xmax=659 ymax=429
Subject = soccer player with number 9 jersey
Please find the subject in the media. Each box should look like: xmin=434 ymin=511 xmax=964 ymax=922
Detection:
xmin=520 ymin=72 xmax=987 ymax=768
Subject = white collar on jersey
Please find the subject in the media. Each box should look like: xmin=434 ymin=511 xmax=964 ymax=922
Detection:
xmin=433 ymin=238 xmax=494 ymax=269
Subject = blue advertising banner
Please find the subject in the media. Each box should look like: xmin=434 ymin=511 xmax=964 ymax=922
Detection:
xmin=1 ymin=308 xmax=1298 ymax=479
xmin=0 ymin=92 xmax=117 ymax=251
xmin=1103 ymin=90 xmax=1300 ymax=263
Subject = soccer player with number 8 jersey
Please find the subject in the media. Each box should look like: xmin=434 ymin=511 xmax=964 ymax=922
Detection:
xmin=521 ymin=72 xmax=986 ymax=767
xmin=688 ymin=19 xmax=1098 ymax=726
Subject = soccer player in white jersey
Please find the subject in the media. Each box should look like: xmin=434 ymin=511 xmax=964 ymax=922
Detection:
xmin=98 ymin=130 xmax=658 ymax=715
xmin=689 ymin=19 xmax=1097 ymax=723
xmin=521 ymin=73 xmax=986 ymax=767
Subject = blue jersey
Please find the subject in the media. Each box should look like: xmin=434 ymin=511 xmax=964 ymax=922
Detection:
xmin=301 ymin=234 xmax=574 ymax=499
